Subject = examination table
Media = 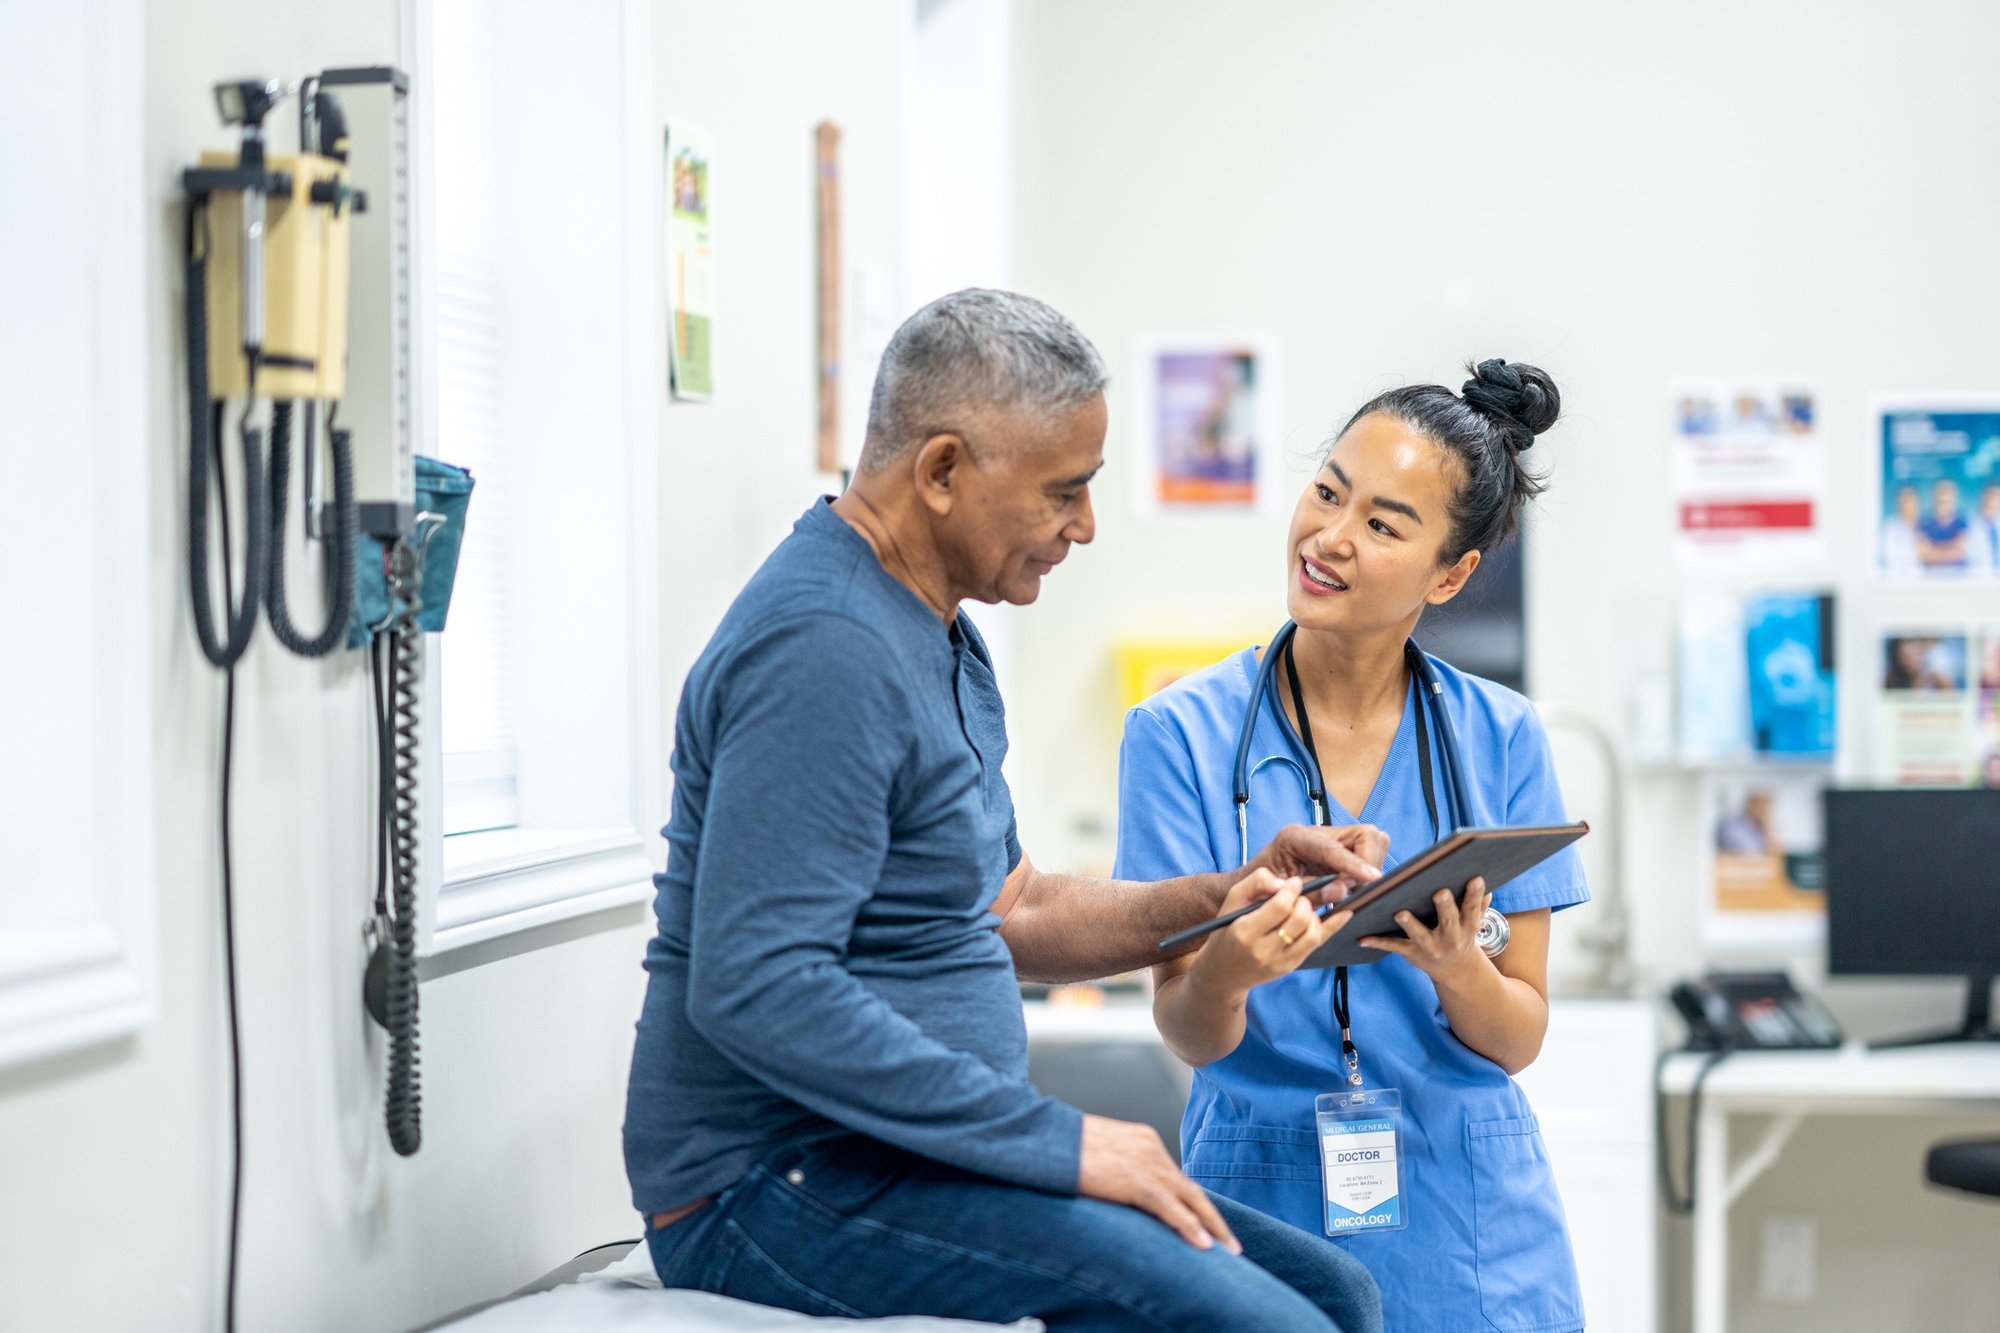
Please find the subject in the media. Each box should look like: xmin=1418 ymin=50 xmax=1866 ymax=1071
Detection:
xmin=421 ymin=1031 xmax=1177 ymax=1329
xmin=424 ymin=1237 xmax=1038 ymax=1331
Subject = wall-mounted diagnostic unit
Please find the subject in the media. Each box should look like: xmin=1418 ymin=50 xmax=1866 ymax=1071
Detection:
xmin=182 ymin=66 xmax=446 ymax=1164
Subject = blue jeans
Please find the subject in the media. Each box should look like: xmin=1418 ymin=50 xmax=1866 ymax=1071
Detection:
xmin=646 ymin=1133 xmax=1382 ymax=1332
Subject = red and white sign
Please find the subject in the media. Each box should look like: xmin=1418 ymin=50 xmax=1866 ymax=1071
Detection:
xmin=1672 ymin=380 xmax=1825 ymax=572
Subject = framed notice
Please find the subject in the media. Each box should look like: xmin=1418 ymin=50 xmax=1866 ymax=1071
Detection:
xmin=815 ymin=120 xmax=841 ymax=472
xmin=1676 ymin=590 xmax=1836 ymax=764
xmin=1872 ymin=625 xmax=2000 ymax=787
xmin=665 ymin=119 xmax=715 ymax=402
xmin=1701 ymin=771 xmax=1827 ymax=951
xmin=1114 ymin=637 xmax=1257 ymax=712
xmin=1872 ymin=399 xmax=2000 ymax=582
xmin=1133 ymin=334 xmax=1281 ymax=521
xmin=1671 ymin=379 xmax=1823 ymax=572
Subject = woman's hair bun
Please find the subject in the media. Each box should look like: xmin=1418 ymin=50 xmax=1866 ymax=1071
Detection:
xmin=1460 ymin=359 xmax=1560 ymax=450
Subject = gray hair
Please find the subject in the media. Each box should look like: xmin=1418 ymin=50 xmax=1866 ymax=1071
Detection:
xmin=857 ymin=288 xmax=1109 ymax=474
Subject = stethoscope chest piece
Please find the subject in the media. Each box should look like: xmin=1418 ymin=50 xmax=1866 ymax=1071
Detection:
xmin=1474 ymin=907 xmax=1510 ymax=958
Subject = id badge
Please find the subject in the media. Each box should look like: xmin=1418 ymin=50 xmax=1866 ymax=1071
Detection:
xmin=1315 ymin=1089 xmax=1407 ymax=1235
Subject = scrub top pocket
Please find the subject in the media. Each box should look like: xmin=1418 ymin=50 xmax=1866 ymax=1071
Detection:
xmin=1466 ymin=1116 xmax=1584 ymax=1332
xmin=1182 ymin=1123 xmax=1324 ymax=1235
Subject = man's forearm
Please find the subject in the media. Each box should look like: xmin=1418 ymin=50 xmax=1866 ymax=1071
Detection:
xmin=1000 ymin=869 xmax=1230 ymax=983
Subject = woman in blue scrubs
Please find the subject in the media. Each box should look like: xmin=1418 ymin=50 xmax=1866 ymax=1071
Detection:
xmin=1115 ymin=360 xmax=1588 ymax=1333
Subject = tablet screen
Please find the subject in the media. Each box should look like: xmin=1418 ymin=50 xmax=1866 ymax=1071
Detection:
xmin=1300 ymin=823 xmax=1588 ymax=970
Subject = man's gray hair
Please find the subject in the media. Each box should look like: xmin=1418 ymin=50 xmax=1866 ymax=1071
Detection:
xmin=857 ymin=288 xmax=1108 ymax=474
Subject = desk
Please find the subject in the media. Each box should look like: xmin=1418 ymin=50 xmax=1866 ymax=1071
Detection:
xmin=1659 ymin=1045 xmax=2000 ymax=1333
xmin=1021 ymin=996 xmax=1160 ymax=1045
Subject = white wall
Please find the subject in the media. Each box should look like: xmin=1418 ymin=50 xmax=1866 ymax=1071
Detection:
xmin=652 ymin=0 xmax=907 ymax=707
xmin=0 ymin=2 xmax=908 ymax=1329
xmin=900 ymin=0 xmax=1029 ymax=711
xmin=6 ymin=1 xmax=1991 ymax=1328
xmin=0 ymin=4 xmax=654 ymax=1328
xmin=1003 ymin=2 xmax=2000 ymax=1329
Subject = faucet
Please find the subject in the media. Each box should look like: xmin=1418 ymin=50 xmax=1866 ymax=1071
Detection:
xmin=1531 ymin=701 xmax=1636 ymax=996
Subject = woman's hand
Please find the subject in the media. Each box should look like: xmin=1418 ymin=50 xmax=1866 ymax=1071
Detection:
xmin=1188 ymin=869 xmax=1353 ymax=1000
xmin=1359 ymin=884 xmax=1556 ymax=1074
xmin=1357 ymin=876 xmax=1492 ymax=985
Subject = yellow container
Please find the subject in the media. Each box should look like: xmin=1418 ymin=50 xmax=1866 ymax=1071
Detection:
xmin=198 ymin=150 xmax=351 ymax=401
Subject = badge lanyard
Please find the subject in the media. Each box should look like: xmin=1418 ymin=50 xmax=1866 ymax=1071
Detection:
xmin=1283 ymin=635 xmax=1422 ymax=1234
xmin=1281 ymin=637 xmax=1444 ymax=1080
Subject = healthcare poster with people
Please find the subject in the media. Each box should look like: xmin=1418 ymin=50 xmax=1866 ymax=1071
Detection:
xmin=1133 ymin=335 xmax=1279 ymax=519
xmin=1873 ymin=626 xmax=2000 ymax=787
xmin=1703 ymin=772 xmax=1826 ymax=949
xmin=1672 ymin=380 xmax=1824 ymax=572
xmin=1874 ymin=401 xmax=2000 ymax=580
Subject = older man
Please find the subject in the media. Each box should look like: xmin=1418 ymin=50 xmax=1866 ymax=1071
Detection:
xmin=625 ymin=289 xmax=1384 ymax=1331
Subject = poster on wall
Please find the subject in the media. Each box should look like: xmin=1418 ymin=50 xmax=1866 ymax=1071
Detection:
xmin=1873 ymin=626 xmax=2000 ymax=787
xmin=1983 ymin=634 xmax=2000 ymax=788
xmin=1873 ymin=401 xmax=2000 ymax=580
xmin=1701 ymin=771 xmax=1826 ymax=950
xmin=1671 ymin=380 xmax=1824 ymax=572
xmin=1133 ymin=335 xmax=1280 ymax=520
xmin=814 ymin=120 xmax=841 ymax=472
xmin=1115 ymin=638 xmax=1256 ymax=711
xmin=1676 ymin=590 xmax=1837 ymax=763
xmin=665 ymin=119 xmax=715 ymax=402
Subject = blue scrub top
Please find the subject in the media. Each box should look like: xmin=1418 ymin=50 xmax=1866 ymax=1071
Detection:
xmin=1115 ymin=644 xmax=1590 ymax=1333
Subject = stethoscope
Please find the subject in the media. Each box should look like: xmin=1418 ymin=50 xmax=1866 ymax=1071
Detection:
xmin=1231 ymin=620 xmax=1508 ymax=957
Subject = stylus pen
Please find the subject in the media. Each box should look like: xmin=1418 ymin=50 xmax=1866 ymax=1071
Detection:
xmin=1156 ymin=872 xmax=1356 ymax=953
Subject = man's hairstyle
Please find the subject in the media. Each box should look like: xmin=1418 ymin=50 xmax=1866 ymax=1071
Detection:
xmin=856 ymin=288 xmax=1108 ymax=475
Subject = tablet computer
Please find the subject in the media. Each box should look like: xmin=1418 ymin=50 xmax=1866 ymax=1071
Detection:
xmin=1300 ymin=822 xmax=1589 ymax=969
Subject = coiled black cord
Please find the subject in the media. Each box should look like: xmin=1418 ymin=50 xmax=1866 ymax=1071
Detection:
xmin=383 ymin=539 xmax=425 ymax=1157
xmin=184 ymin=199 xmax=269 ymax=669
xmin=265 ymin=401 xmax=358 ymax=656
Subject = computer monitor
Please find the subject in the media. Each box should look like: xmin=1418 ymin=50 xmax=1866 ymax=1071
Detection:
xmin=1823 ymin=788 xmax=2000 ymax=1046
xmin=1415 ymin=527 xmax=1524 ymax=695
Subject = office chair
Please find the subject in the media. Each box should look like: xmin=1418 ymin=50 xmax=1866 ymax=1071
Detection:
xmin=1925 ymin=1137 xmax=2000 ymax=1201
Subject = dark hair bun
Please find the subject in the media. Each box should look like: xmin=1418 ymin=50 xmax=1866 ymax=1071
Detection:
xmin=1460 ymin=359 xmax=1560 ymax=451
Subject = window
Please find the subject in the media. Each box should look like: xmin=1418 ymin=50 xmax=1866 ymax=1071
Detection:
xmin=0 ymin=0 xmax=152 ymax=1066
xmin=410 ymin=0 xmax=660 ymax=954
xmin=431 ymin=1 xmax=518 ymax=836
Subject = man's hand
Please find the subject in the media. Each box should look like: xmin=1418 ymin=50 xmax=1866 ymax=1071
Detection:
xmin=1243 ymin=824 xmax=1387 ymax=905
xmin=1077 ymin=1114 xmax=1240 ymax=1254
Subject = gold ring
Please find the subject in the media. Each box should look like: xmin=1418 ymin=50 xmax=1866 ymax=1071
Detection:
xmin=1279 ymin=928 xmax=1297 ymax=945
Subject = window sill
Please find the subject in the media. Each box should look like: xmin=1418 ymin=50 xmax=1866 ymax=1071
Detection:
xmin=0 ymin=926 xmax=151 ymax=1071
xmin=430 ymin=826 xmax=655 ymax=958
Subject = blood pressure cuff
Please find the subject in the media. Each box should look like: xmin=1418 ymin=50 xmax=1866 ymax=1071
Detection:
xmin=346 ymin=456 xmax=475 ymax=648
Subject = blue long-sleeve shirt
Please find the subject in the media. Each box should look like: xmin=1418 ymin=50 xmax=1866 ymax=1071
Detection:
xmin=624 ymin=499 xmax=1083 ymax=1214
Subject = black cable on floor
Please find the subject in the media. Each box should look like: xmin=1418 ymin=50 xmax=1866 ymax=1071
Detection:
xmin=213 ymin=399 xmax=248 ymax=1333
